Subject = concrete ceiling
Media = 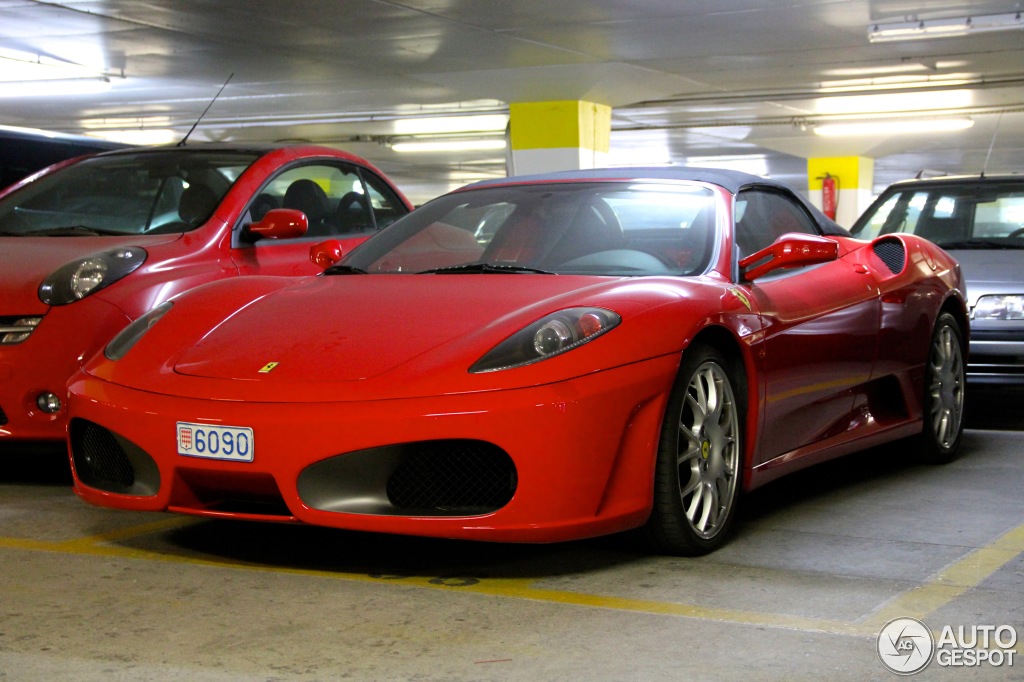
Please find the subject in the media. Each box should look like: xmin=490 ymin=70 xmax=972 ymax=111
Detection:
xmin=1 ymin=0 xmax=1023 ymax=205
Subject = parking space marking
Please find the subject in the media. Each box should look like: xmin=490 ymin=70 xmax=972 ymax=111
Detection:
xmin=860 ymin=521 xmax=1024 ymax=633
xmin=3 ymin=516 xmax=1023 ymax=639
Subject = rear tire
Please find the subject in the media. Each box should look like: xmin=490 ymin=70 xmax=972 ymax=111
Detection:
xmin=643 ymin=345 xmax=743 ymax=556
xmin=914 ymin=312 xmax=965 ymax=464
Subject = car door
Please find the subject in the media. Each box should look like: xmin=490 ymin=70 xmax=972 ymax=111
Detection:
xmin=736 ymin=188 xmax=881 ymax=464
xmin=230 ymin=162 xmax=408 ymax=276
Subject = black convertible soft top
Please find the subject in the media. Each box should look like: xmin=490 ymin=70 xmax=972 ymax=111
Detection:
xmin=463 ymin=166 xmax=851 ymax=237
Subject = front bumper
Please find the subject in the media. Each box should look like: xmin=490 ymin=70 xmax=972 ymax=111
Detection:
xmin=1 ymin=299 xmax=131 ymax=446
xmin=966 ymin=324 xmax=1024 ymax=385
xmin=67 ymin=353 xmax=680 ymax=543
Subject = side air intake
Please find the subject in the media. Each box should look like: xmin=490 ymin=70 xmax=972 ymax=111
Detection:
xmin=872 ymin=238 xmax=906 ymax=275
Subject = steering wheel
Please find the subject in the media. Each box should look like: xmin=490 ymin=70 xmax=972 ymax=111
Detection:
xmin=1007 ymin=227 xmax=1024 ymax=239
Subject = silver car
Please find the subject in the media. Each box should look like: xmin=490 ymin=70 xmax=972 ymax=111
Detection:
xmin=851 ymin=175 xmax=1024 ymax=385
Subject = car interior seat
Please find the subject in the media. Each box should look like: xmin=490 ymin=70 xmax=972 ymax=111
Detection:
xmin=177 ymin=184 xmax=219 ymax=228
xmin=283 ymin=179 xmax=332 ymax=235
xmin=336 ymin=191 xmax=373 ymax=232
xmin=542 ymin=198 xmax=624 ymax=265
xmin=916 ymin=214 xmax=969 ymax=244
xmin=249 ymin=193 xmax=280 ymax=222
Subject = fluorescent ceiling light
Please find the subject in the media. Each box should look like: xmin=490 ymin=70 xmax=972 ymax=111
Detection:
xmin=0 ymin=47 xmax=110 ymax=80
xmin=0 ymin=77 xmax=111 ymax=97
xmin=868 ymin=12 xmax=1023 ymax=42
xmin=814 ymin=118 xmax=974 ymax=136
xmin=393 ymin=114 xmax=508 ymax=136
xmin=814 ymin=89 xmax=972 ymax=115
xmin=686 ymin=154 xmax=768 ymax=176
xmin=0 ymin=124 xmax=65 ymax=138
xmin=818 ymin=73 xmax=978 ymax=93
xmin=822 ymin=61 xmax=967 ymax=77
xmin=86 ymin=129 xmax=180 ymax=145
xmin=391 ymin=139 xmax=507 ymax=153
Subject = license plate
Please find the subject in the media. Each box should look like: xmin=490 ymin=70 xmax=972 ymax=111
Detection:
xmin=176 ymin=421 xmax=254 ymax=462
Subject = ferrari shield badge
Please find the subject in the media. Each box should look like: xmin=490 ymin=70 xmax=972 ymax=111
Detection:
xmin=258 ymin=362 xmax=280 ymax=373
xmin=729 ymin=288 xmax=752 ymax=310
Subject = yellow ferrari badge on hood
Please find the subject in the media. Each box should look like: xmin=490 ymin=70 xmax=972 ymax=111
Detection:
xmin=258 ymin=362 xmax=280 ymax=373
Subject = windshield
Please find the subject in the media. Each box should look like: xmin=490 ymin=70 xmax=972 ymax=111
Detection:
xmin=850 ymin=182 xmax=1024 ymax=248
xmin=342 ymin=182 xmax=718 ymax=276
xmin=0 ymin=149 xmax=261 ymax=236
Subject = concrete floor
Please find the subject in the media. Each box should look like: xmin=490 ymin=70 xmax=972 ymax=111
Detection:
xmin=2 ymin=389 xmax=1022 ymax=681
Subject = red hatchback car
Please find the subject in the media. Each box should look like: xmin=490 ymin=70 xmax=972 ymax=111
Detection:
xmin=0 ymin=143 xmax=411 ymax=451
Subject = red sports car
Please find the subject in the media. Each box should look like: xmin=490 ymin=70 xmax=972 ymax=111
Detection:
xmin=0 ymin=143 xmax=411 ymax=451
xmin=66 ymin=168 xmax=967 ymax=555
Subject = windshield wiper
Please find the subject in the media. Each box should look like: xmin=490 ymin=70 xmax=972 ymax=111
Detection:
xmin=322 ymin=264 xmax=368 ymax=275
xmin=419 ymin=262 xmax=554 ymax=275
xmin=22 ymin=225 xmax=126 ymax=237
xmin=939 ymin=239 xmax=1024 ymax=250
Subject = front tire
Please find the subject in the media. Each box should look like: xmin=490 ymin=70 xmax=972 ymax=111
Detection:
xmin=915 ymin=312 xmax=965 ymax=463
xmin=643 ymin=345 xmax=743 ymax=556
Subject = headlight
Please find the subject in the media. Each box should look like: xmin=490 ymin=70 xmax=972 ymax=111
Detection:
xmin=470 ymin=307 xmax=621 ymax=373
xmin=973 ymin=295 xmax=1024 ymax=320
xmin=104 ymin=301 xmax=173 ymax=361
xmin=39 ymin=247 xmax=147 ymax=305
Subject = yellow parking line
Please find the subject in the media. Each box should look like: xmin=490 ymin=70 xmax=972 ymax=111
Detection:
xmin=859 ymin=522 xmax=1024 ymax=634
xmin=3 ymin=516 xmax=1022 ymax=638
xmin=57 ymin=516 xmax=198 ymax=549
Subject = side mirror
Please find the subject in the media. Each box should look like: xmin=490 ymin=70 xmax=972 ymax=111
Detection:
xmin=740 ymin=233 xmax=839 ymax=280
xmin=310 ymin=239 xmax=344 ymax=268
xmin=248 ymin=208 xmax=308 ymax=240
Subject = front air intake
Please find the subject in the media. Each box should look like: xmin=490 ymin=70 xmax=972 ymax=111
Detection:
xmin=386 ymin=440 xmax=516 ymax=513
xmin=298 ymin=439 xmax=517 ymax=516
xmin=69 ymin=419 xmax=160 ymax=496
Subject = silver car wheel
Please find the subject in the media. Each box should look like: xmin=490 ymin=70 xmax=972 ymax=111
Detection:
xmin=928 ymin=320 xmax=965 ymax=450
xmin=677 ymin=360 xmax=740 ymax=539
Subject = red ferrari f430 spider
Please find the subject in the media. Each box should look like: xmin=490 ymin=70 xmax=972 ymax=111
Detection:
xmin=66 ymin=168 xmax=967 ymax=555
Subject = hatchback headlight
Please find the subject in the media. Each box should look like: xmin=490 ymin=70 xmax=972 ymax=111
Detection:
xmin=39 ymin=247 xmax=147 ymax=305
xmin=470 ymin=307 xmax=621 ymax=373
xmin=973 ymin=295 xmax=1024 ymax=321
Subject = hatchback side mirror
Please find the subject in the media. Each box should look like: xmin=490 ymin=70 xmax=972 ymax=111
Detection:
xmin=248 ymin=208 xmax=309 ymax=240
xmin=310 ymin=239 xmax=344 ymax=268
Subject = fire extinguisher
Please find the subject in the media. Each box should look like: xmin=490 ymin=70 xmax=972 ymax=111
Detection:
xmin=820 ymin=172 xmax=838 ymax=220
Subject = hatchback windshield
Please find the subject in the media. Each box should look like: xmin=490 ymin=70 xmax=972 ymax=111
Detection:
xmin=851 ymin=181 xmax=1024 ymax=249
xmin=0 ymin=150 xmax=260 ymax=237
xmin=342 ymin=182 xmax=718 ymax=277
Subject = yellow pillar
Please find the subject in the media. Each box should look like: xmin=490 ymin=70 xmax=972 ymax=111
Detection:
xmin=507 ymin=100 xmax=611 ymax=176
xmin=807 ymin=156 xmax=874 ymax=227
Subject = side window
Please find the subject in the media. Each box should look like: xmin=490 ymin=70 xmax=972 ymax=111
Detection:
xmin=361 ymin=172 xmax=409 ymax=229
xmin=237 ymin=162 xmax=386 ymax=244
xmin=853 ymin=191 xmax=929 ymax=240
xmin=735 ymin=188 xmax=817 ymax=258
xmin=976 ymin=191 xmax=1024 ymax=237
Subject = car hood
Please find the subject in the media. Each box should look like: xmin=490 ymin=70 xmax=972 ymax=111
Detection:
xmin=171 ymin=274 xmax=650 ymax=383
xmin=946 ymin=248 xmax=1024 ymax=305
xmin=0 ymin=234 xmax=181 ymax=314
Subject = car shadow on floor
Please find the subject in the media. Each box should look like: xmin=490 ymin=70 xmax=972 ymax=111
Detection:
xmin=4 ymin=383 xmax=1020 ymax=579
xmin=0 ymin=445 xmax=72 ymax=485
xmin=965 ymin=385 xmax=1024 ymax=431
